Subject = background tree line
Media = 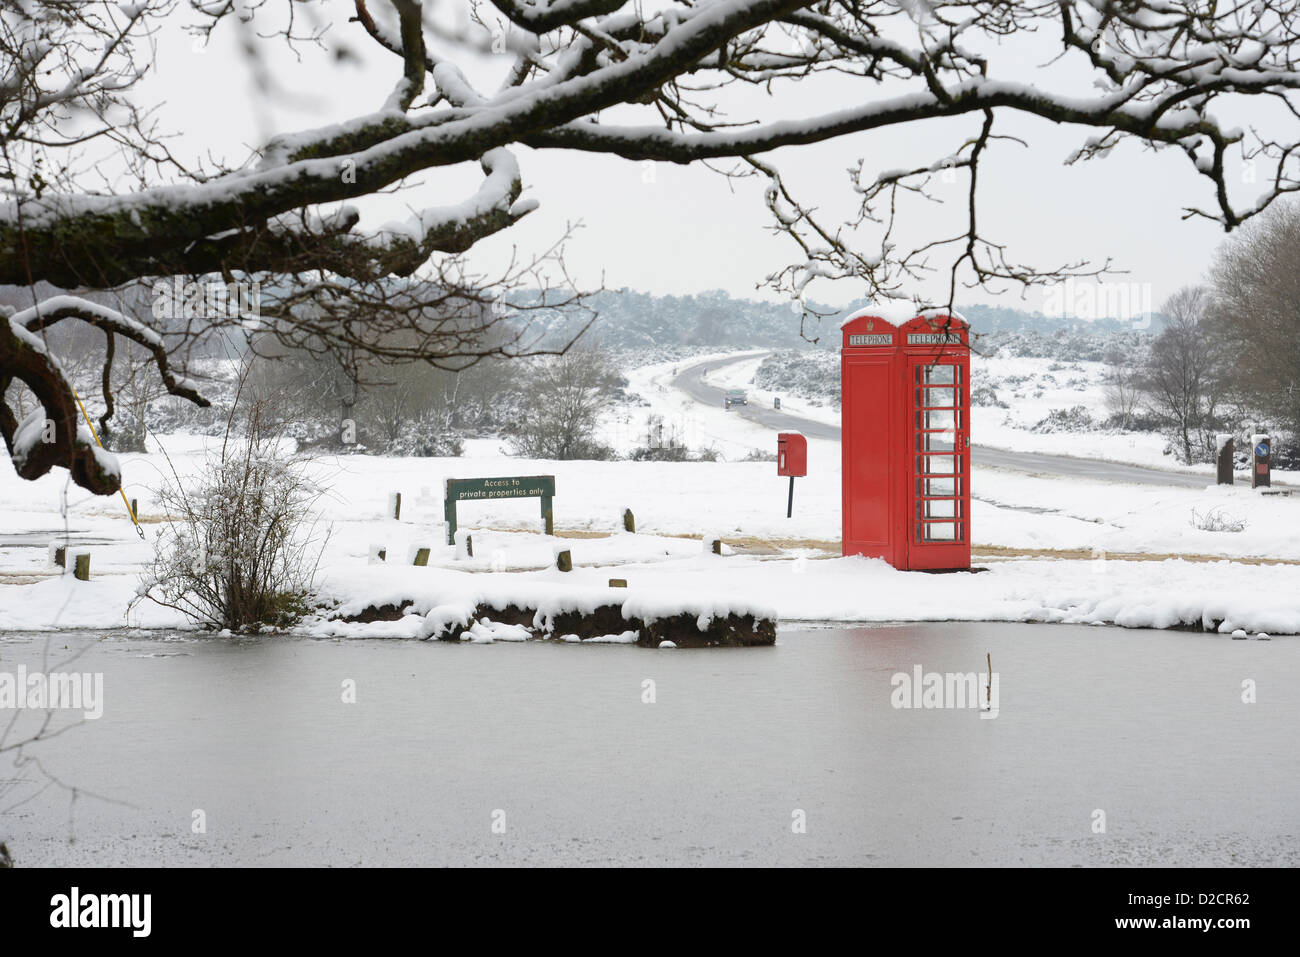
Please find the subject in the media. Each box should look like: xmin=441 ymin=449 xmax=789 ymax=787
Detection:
xmin=1104 ymin=201 xmax=1300 ymax=465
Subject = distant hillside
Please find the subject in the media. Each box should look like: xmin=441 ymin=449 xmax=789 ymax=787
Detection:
xmin=517 ymin=289 xmax=1163 ymax=351
xmin=520 ymin=288 xmax=844 ymax=351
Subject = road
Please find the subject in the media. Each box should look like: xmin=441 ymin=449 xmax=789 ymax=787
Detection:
xmin=673 ymin=354 xmax=1270 ymax=488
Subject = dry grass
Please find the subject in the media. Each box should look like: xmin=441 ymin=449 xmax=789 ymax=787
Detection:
xmin=495 ymin=526 xmax=1300 ymax=565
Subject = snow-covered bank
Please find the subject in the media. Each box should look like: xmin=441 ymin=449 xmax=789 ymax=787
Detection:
xmin=312 ymin=556 xmax=1300 ymax=636
xmin=5 ymin=547 xmax=1299 ymax=636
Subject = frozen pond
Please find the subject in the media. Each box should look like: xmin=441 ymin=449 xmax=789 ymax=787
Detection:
xmin=2 ymin=623 xmax=1297 ymax=866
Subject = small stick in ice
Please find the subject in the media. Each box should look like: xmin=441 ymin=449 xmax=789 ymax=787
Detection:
xmin=985 ymin=653 xmax=992 ymax=710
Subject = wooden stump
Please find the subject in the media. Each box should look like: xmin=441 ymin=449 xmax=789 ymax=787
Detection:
xmin=413 ymin=547 xmax=430 ymax=566
xmin=1216 ymin=435 xmax=1234 ymax=485
xmin=454 ymin=529 xmax=473 ymax=560
xmin=556 ymin=549 xmax=572 ymax=572
xmin=73 ymin=552 xmax=90 ymax=581
xmin=622 ymin=508 xmax=636 ymax=533
xmin=609 ymin=578 xmax=628 ymax=588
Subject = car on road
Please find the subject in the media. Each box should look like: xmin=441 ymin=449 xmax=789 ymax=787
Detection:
xmin=724 ymin=389 xmax=748 ymax=410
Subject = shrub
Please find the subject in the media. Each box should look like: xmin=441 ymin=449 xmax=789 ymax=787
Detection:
xmin=628 ymin=440 xmax=722 ymax=462
xmin=1190 ymin=506 xmax=1248 ymax=533
xmin=1031 ymin=405 xmax=1095 ymax=433
xmin=384 ymin=415 xmax=465 ymax=457
xmin=133 ymin=405 xmax=329 ymax=632
xmin=971 ymin=383 xmax=1008 ymax=408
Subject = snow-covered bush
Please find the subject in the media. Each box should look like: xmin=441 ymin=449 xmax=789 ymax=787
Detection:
xmin=1031 ymin=406 xmax=1095 ymax=433
xmin=753 ymin=350 xmax=839 ymax=406
xmin=970 ymin=383 xmax=1008 ymax=408
xmin=628 ymin=441 xmax=720 ymax=462
xmin=384 ymin=416 xmax=464 ymax=457
xmin=133 ymin=405 xmax=328 ymax=632
xmin=983 ymin=330 xmax=1149 ymax=362
xmin=1190 ymin=506 xmax=1248 ymax=533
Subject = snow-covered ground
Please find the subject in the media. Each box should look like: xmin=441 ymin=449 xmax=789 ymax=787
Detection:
xmin=3 ymin=396 xmax=1299 ymax=634
xmin=971 ymin=353 xmax=1207 ymax=472
xmin=615 ymin=351 xmax=780 ymax=458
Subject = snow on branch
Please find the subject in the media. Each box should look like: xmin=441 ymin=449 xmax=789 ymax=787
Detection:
xmin=2 ymin=296 xmax=210 ymax=494
xmin=486 ymin=0 xmax=630 ymax=34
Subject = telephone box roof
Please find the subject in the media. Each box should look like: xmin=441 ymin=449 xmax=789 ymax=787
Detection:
xmin=838 ymin=304 xmax=969 ymax=329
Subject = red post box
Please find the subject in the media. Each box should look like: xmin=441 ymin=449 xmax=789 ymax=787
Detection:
xmin=777 ymin=431 xmax=807 ymax=518
xmin=841 ymin=309 xmax=971 ymax=571
xmin=777 ymin=432 xmax=807 ymax=477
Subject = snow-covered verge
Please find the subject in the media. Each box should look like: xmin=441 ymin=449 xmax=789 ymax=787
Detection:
xmin=312 ymin=557 xmax=1300 ymax=636
xmin=4 ymin=548 xmax=1297 ymax=636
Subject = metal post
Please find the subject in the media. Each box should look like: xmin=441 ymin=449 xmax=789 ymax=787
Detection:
xmin=787 ymin=475 xmax=795 ymax=518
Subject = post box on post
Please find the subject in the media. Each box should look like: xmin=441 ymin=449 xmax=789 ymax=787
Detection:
xmin=840 ymin=307 xmax=972 ymax=571
xmin=776 ymin=431 xmax=807 ymax=517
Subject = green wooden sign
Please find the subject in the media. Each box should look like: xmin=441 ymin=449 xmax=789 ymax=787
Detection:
xmin=443 ymin=475 xmax=555 ymax=545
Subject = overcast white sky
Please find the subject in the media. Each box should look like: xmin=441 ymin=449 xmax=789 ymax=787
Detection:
xmin=127 ymin=0 xmax=1263 ymax=315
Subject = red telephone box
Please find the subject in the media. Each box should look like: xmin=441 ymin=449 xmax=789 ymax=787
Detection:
xmin=841 ymin=310 xmax=971 ymax=571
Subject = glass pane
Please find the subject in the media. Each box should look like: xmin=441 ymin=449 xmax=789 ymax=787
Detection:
xmin=919 ymin=499 xmax=959 ymax=520
xmin=916 ymin=454 xmax=959 ymax=475
xmin=916 ymin=432 xmax=957 ymax=452
xmin=922 ymin=522 xmax=960 ymax=542
xmin=923 ymin=365 xmax=959 ymax=385
xmin=917 ymin=477 xmax=959 ymax=497
xmin=915 ymin=387 xmax=957 ymax=408
xmin=918 ymin=409 xmax=958 ymax=432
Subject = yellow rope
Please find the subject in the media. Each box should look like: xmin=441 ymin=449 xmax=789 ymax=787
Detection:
xmin=68 ymin=385 xmax=145 ymax=539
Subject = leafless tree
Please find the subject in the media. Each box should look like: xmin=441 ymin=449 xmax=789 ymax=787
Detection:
xmin=1102 ymin=341 xmax=1144 ymax=430
xmin=1142 ymin=286 xmax=1232 ymax=463
xmin=509 ymin=347 xmax=621 ymax=459
xmin=1209 ymin=200 xmax=1300 ymax=438
xmin=7 ymin=0 xmax=1300 ymax=494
